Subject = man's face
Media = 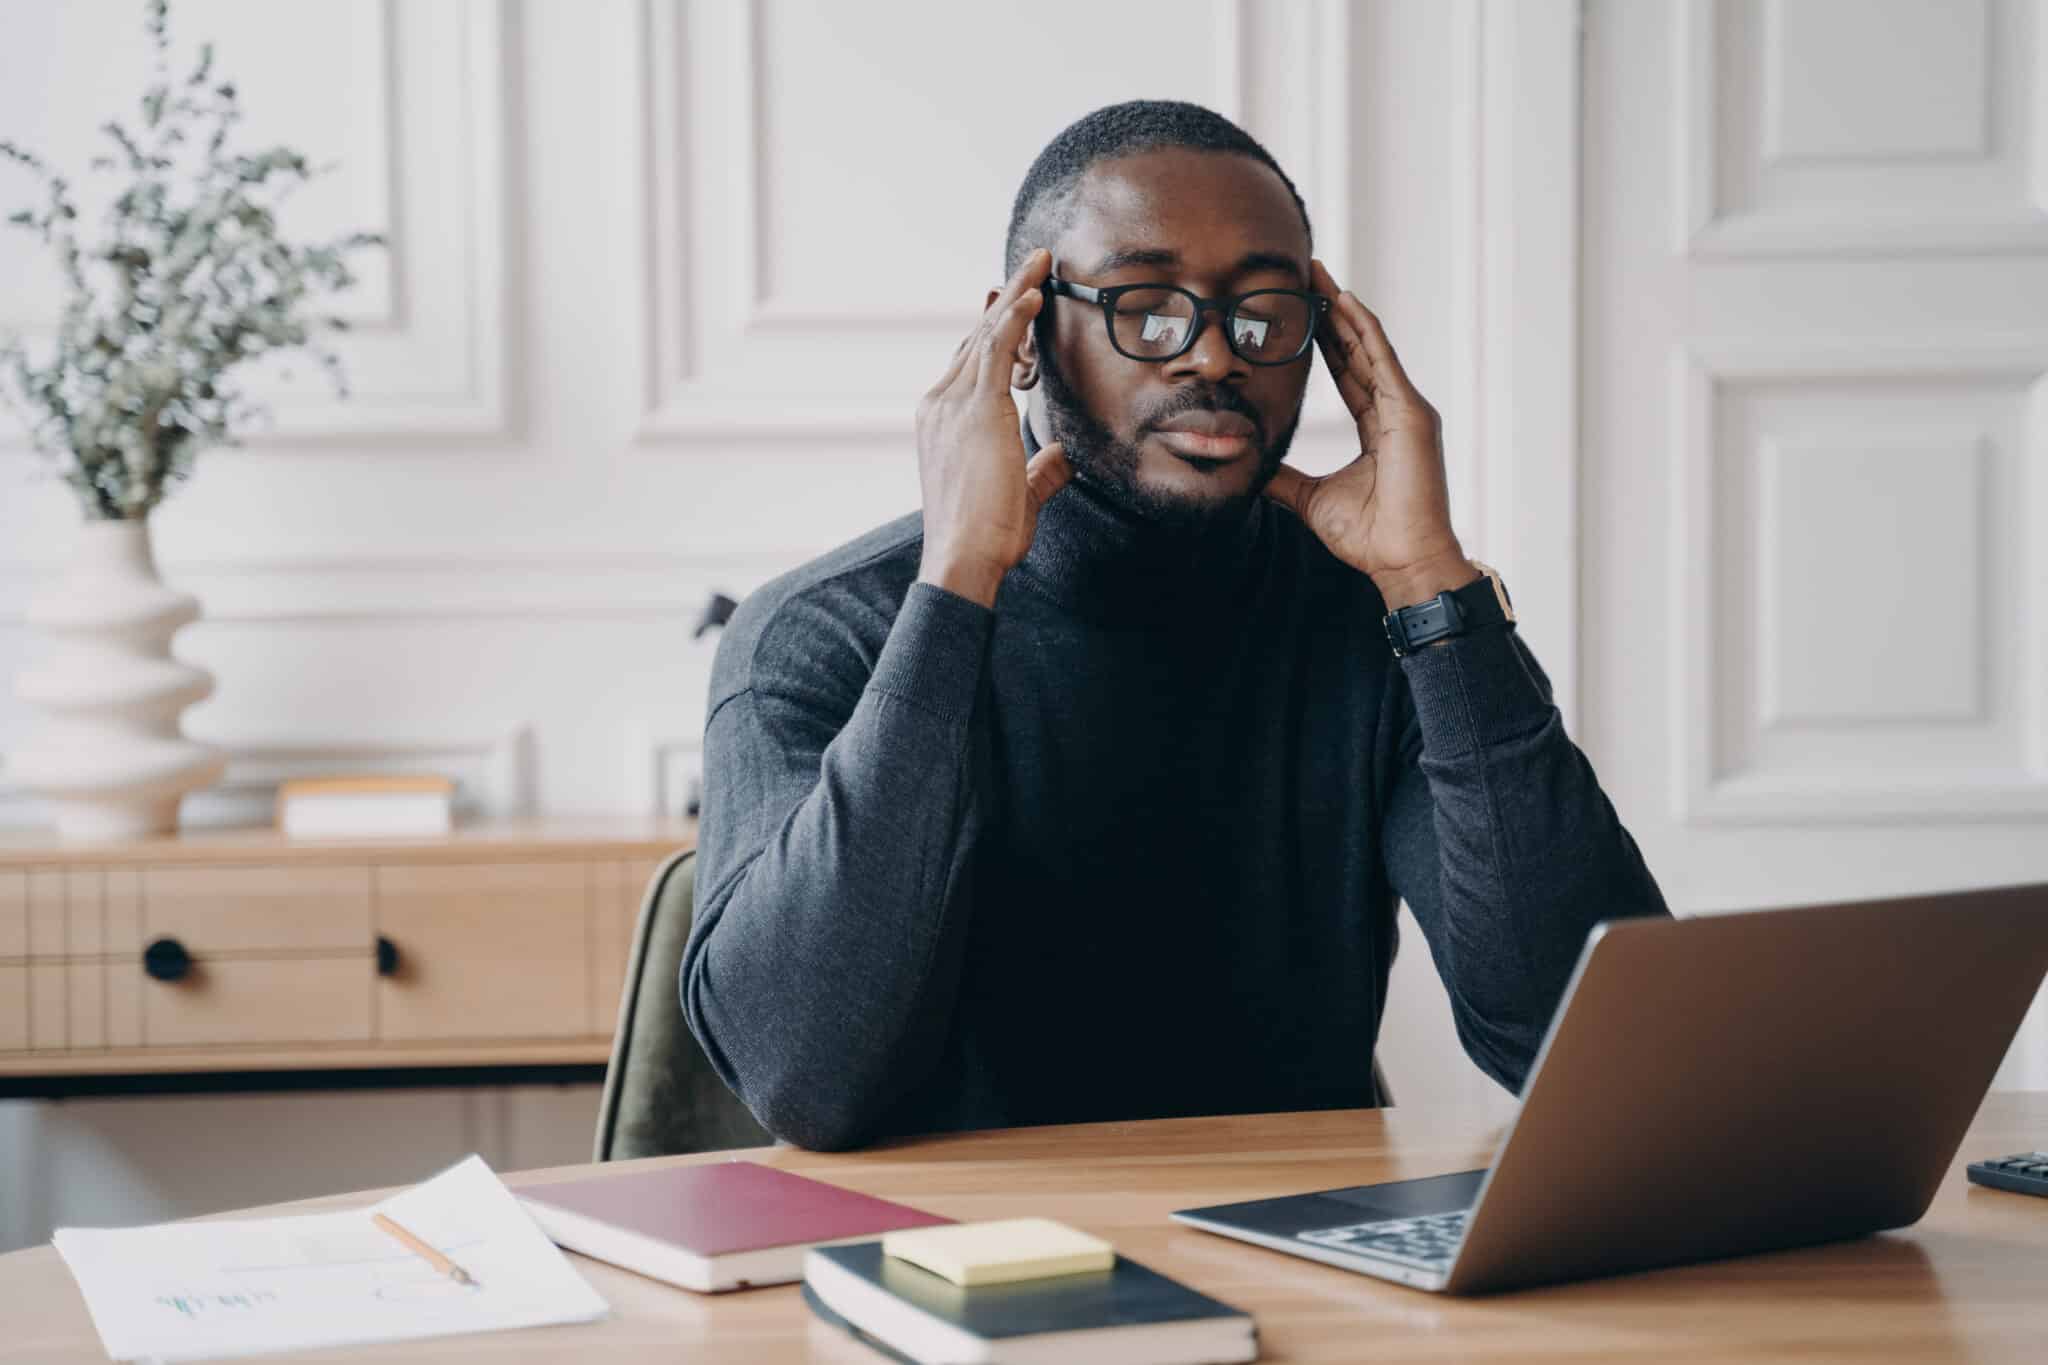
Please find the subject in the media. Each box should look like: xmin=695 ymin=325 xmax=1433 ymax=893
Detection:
xmin=1024 ymin=146 xmax=1313 ymax=534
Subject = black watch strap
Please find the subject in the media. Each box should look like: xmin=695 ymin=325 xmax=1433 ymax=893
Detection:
xmin=1383 ymin=562 xmax=1514 ymax=658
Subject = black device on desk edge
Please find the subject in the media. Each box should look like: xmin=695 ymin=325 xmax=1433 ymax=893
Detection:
xmin=1174 ymin=881 xmax=2048 ymax=1294
xmin=1968 ymin=1153 xmax=2048 ymax=1197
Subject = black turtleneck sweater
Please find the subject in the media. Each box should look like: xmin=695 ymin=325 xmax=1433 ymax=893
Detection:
xmin=682 ymin=468 xmax=1668 ymax=1151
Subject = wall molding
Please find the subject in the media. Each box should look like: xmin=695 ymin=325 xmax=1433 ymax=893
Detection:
xmin=0 ymin=0 xmax=512 ymax=446
xmin=294 ymin=0 xmax=513 ymax=436
xmin=634 ymin=0 xmax=1355 ymax=443
xmin=1471 ymin=0 xmax=1582 ymax=726
xmin=1668 ymin=338 xmax=2048 ymax=825
xmin=0 ymin=549 xmax=797 ymax=626
xmin=1674 ymin=0 xmax=2048 ymax=259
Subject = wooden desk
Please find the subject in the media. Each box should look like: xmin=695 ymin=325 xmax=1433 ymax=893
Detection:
xmin=5 ymin=1094 xmax=2045 ymax=1361
xmin=0 ymin=820 xmax=694 ymax=1087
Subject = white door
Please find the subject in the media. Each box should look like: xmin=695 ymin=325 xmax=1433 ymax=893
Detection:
xmin=1580 ymin=0 xmax=2048 ymax=1086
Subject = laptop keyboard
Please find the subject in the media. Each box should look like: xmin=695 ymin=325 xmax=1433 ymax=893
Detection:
xmin=1297 ymin=1208 xmax=1471 ymax=1269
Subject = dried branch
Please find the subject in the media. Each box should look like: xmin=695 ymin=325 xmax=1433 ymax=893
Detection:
xmin=0 ymin=0 xmax=384 ymax=519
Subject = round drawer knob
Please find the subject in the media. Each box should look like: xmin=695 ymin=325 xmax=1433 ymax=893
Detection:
xmin=376 ymin=935 xmax=401 ymax=978
xmin=143 ymin=937 xmax=193 ymax=983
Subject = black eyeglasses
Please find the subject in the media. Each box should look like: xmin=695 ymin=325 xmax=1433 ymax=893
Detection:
xmin=1042 ymin=277 xmax=1329 ymax=366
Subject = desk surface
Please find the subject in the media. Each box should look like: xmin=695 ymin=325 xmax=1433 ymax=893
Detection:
xmin=6 ymin=1093 xmax=2046 ymax=1362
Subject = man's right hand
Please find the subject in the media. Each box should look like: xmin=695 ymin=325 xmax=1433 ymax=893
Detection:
xmin=914 ymin=247 xmax=1072 ymax=609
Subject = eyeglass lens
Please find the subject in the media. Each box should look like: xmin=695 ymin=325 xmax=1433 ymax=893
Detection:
xmin=1108 ymin=288 xmax=1313 ymax=363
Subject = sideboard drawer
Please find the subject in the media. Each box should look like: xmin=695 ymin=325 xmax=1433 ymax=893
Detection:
xmin=135 ymin=958 xmax=372 ymax=1047
xmin=143 ymin=866 xmax=372 ymax=953
xmin=0 ymin=965 xmax=26 ymax=1051
xmin=0 ymin=820 xmax=693 ymax=1076
xmin=0 ymin=869 xmax=24 ymax=959
xmin=374 ymin=863 xmax=589 ymax=1041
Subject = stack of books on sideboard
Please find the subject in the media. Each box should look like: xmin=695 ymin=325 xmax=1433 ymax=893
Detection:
xmin=519 ymin=1160 xmax=1259 ymax=1364
xmin=274 ymin=774 xmax=456 ymax=837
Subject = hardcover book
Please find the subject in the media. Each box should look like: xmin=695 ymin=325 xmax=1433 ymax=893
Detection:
xmin=804 ymin=1240 xmax=1258 ymax=1364
xmin=519 ymin=1160 xmax=950 ymax=1293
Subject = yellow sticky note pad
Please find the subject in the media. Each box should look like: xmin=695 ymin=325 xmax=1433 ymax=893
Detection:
xmin=881 ymin=1218 xmax=1115 ymax=1286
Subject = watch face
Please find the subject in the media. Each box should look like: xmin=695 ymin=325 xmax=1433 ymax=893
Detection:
xmin=1470 ymin=560 xmax=1516 ymax=622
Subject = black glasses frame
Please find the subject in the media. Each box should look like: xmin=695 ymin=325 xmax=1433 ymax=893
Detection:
xmin=1042 ymin=277 xmax=1329 ymax=366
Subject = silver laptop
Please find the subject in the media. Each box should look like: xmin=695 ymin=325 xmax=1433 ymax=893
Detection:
xmin=1173 ymin=882 xmax=2048 ymax=1294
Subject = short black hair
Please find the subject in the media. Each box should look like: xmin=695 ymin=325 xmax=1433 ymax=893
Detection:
xmin=1003 ymin=100 xmax=1312 ymax=276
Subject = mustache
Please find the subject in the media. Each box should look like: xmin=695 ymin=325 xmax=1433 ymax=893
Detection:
xmin=1135 ymin=386 xmax=1266 ymax=444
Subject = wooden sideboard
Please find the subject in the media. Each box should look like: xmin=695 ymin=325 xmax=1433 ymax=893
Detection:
xmin=0 ymin=820 xmax=694 ymax=1084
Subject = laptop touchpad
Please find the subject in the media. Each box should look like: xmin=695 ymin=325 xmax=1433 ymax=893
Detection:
xmin=1325 ymin=1169 xmax=1487 ymax=1217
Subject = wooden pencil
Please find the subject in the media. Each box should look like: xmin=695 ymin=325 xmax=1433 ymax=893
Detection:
xmin=372 ymin=1212 xmax=479 ymax=1287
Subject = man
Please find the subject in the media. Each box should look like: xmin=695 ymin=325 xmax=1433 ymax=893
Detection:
xmin=683 ymin=101 xmax=1667 ymax=1152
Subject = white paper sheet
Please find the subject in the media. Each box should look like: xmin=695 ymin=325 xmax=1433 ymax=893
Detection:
xmin=53 ymin=1154 xmax=609 ymax=1363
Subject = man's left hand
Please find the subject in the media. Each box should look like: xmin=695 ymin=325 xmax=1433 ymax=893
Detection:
xmin=1263 ymin=258 xmax=1478 ymax=611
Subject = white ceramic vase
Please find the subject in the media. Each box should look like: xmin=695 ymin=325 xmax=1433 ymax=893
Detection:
xmin=9 ymin=519 xmax=225 ymax=840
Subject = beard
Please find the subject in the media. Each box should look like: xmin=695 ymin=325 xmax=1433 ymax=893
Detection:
xmin=1034 ymin=331 xmax=1301 ymax=538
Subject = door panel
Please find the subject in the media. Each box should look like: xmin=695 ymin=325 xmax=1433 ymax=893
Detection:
xmin=1582 ymin=0 xmax=2048 ymax=1085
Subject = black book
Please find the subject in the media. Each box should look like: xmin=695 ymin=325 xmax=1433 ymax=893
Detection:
xmin=803 ymin=1241 xmax=1258 ymax=1364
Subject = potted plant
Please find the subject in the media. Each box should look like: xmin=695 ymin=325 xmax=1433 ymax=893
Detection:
xmin=0 ymin=0 xmax=382 ymax=838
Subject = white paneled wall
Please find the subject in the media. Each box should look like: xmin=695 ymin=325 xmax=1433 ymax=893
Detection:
xmin=0 ymin=0 xmax=1548 ymax=1251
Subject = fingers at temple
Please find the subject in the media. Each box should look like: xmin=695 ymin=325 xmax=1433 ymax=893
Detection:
xmin=992 ymin=246 xmax=1053 ymax=315
xmin=1310 ymin=257 xmax=1344 ymax=301
xmin=976 ymin=285 xmax=1043 ymax=392
xmin=927 ymin=327 xmax=979 ymax=398
xmin=1315 ymin=319 xmax=1374 ymax=420
xmin=1334 ymin=290 xmax=1423 ymax=401
xmin=931 ymin=250 xmax=1053 ymax=400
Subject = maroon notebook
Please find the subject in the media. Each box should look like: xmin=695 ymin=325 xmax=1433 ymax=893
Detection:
xmin=520 ymin=1160 xmax=951 ymax=1292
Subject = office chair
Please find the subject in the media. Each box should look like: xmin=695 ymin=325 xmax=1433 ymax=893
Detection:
xmin=593 ymin=849 xmax=1397 ymax=1161
xmin=593 ymin=849 xmax=772 ymax=1161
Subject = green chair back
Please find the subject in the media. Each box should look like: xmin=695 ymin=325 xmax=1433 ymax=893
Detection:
xmin=593 ymin=848 xmax=1397 ymax=1160
xmin=593 ymin=849 xmax=771 ymax=1161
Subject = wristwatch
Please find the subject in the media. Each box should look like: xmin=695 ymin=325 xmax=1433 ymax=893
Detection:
xmin=1382 ymin=560 xmax=1515 ymax=658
